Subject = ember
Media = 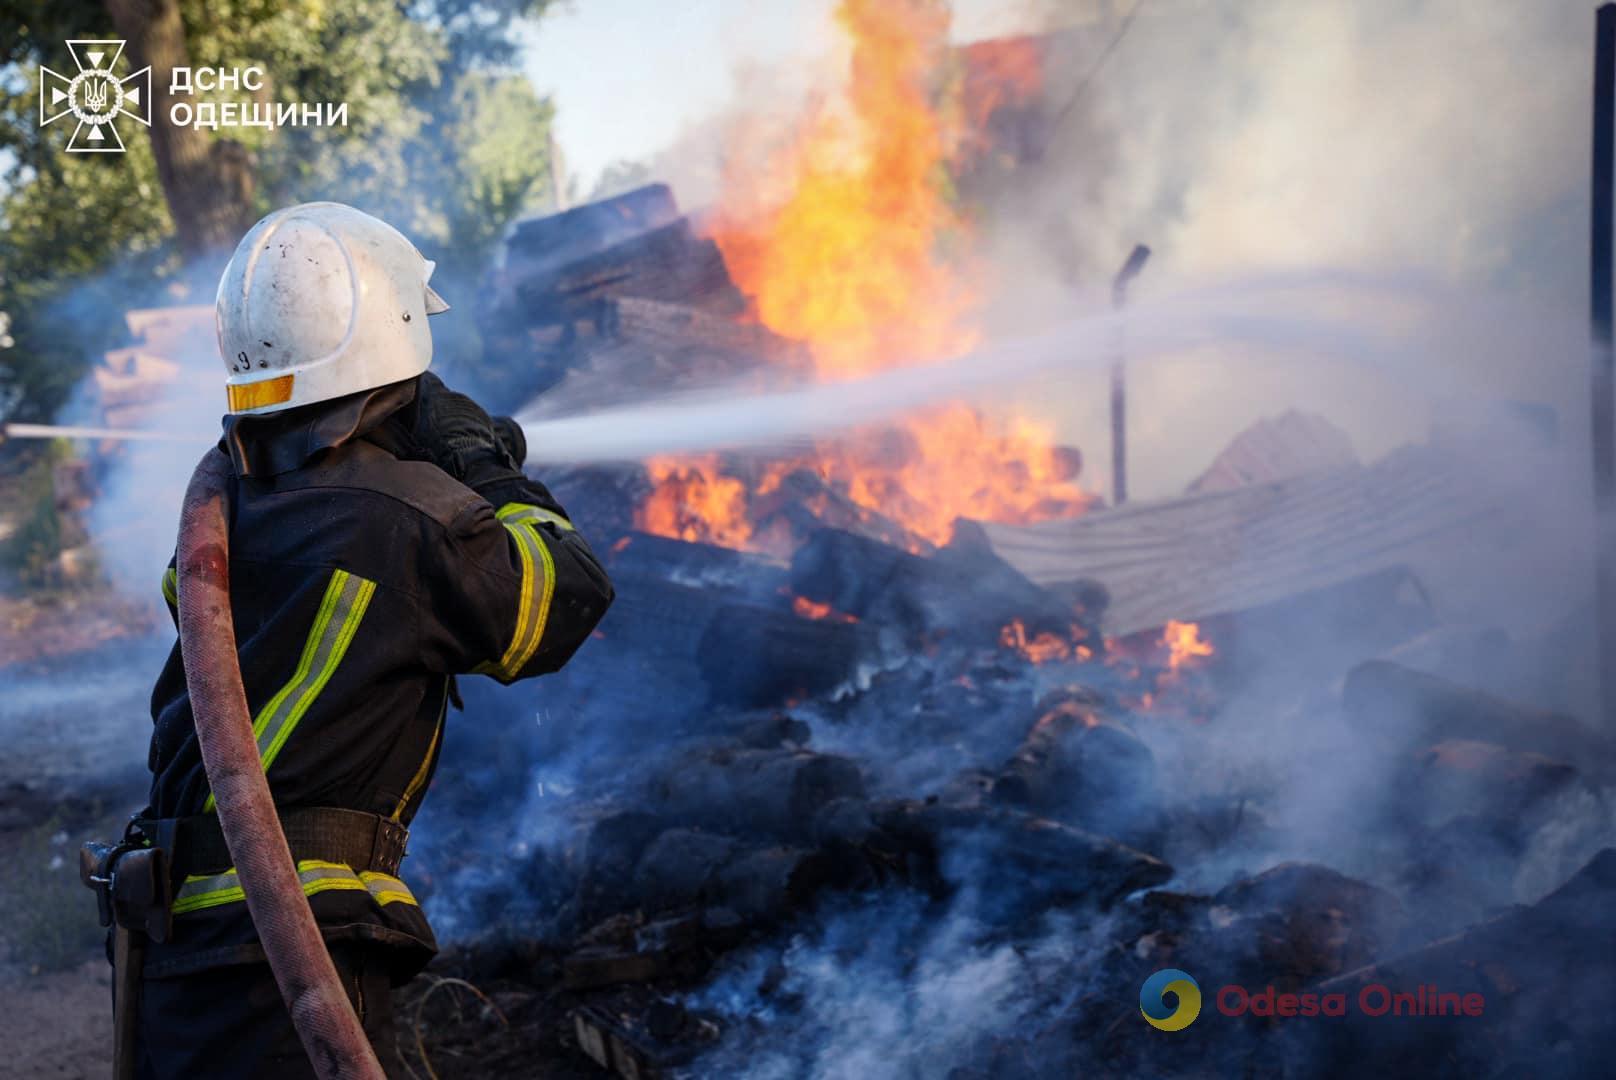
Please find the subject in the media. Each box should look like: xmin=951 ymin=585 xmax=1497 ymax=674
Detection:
xmin=791 ymin=595 xmax=857 ymax=623
xmin=999 ymin=618 xmax=1091 ymax=664
xmin=1162 ymin=618 xmax=1214 ymax=672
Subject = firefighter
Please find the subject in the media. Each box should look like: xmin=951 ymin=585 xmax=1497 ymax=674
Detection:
xmin=108 ymin=202 xmax=614 ymax=1077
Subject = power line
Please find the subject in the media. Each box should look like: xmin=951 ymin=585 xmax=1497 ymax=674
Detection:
xmin=1051 ymin=0 xmax=1148 ymax=128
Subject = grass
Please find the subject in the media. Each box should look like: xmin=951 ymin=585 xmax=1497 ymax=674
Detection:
xmin=0 ymin=806 xmax=122 ymax=973
xmin=0 ymin=441 xmax=69 ymax=589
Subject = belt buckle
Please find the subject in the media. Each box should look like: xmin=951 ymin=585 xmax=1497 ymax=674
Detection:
xmin=369 ymin=818 xmax=408 ymax=876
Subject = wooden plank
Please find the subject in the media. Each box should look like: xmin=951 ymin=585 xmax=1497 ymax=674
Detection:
xmin=121 ymin=305 xmax=214 ymax=359
xmin=980 ymin=446 xmax=1524 ymax=635
xmin=1187 ymin=409 xmax=1358 ymax=493
xmin=512 ymin=219 xmax=747 ymax=322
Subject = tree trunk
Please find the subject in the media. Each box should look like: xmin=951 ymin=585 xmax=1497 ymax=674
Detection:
xmin=106 ymin=0 xmax=256 ymax=255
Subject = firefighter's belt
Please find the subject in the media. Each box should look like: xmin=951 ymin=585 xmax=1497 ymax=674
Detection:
xmin=134 ymin=807 xmax=410 ymax=881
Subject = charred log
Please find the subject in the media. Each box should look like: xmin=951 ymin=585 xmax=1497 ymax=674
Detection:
xmin=605 ymin=533 xmax=790 ymax=601
xmin=1399 ymin=739 xmax=1580 ymax=832
xmin=653 ymin=747 xmax=866 ymax=841
xmin=513 ymin=219 xmax=746 ymax=325
xmin=502 ymin=184 xmax=680 ymax=273
xmin=1344 ymin=660 xmax=1614 ymax=769
xmin=572 ymin=998 xmax=720 ymax=1080
xmin=1301 ymin=849 xmax=1616 ymax=1078
xmin=630 ymin=829 xmax=839 ymax=920
xmin=989 ymin=687 xmax=1159 ymax=840
xmin=697 ymin=603 xmax=877 ymax=707
xmin=790 ymin=526 xmax=1081 ymax=647
xmin=872 ymin=799 xmax=1173 ymax=916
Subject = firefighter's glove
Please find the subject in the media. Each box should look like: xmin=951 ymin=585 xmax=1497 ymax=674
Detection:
xmin=493 ymin=416 xmax=528 ymax=469
xmin=414 ymin=372 xmax=520 ymax=487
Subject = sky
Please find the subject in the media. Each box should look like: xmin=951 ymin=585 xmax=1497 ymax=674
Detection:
xmin=519 ymin=0 xmax=1061 ymax=193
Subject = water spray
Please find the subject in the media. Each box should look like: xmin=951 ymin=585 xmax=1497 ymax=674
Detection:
xmin=0 ymin=421 xmax=201 ymax=443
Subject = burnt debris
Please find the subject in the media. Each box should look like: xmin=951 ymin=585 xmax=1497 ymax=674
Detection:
xmin=363 ymin=187 xmax=1616 ymax=1079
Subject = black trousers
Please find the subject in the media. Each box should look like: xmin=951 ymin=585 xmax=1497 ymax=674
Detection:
xmin=131 ymin=944 xmax=401 ymax=1079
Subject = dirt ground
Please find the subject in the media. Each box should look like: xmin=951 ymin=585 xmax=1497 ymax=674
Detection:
xmin=0 ymin=637 xmax=163 ymax=1080
xmin=0 ymin=963 xmax=113 ymax=1080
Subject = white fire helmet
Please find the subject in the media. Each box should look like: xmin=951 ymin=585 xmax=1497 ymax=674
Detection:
xmin=215 ymin=202 xmax=450 ymax=415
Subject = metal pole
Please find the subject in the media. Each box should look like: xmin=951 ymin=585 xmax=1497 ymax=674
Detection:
xmin=1594 ymin=5 xmax=1616 ymax=729
xmin=1111 ymin=243 xmax=1151 ymax=506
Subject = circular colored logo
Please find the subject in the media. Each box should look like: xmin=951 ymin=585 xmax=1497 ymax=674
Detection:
xmin=1140 ymin=968 xmax=1202 ymax=1031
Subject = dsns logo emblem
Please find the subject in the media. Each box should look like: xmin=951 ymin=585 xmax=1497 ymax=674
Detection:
xmin=39 ymin=40 xmax=152 ymax=153
xmin=1140 ymin=969 xmax=1202 ymax=1031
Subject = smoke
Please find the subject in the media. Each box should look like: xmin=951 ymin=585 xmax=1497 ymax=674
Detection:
xmin=689 ymin=894 xmax=1097 ymax=1079
xmin=18 ymin=1 xmax=1616 ymax=1073
xmin=968 ymin=0 xmax=1593 ymax=496
xmin=603 ymin=1 xmax=1594 ymax=494
xmin=505 ymin=3 xmax=1616 ymax=1071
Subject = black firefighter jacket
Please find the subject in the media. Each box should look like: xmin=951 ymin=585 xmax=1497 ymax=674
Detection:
xmin=140 ymin=378 xmax=613 ymax=979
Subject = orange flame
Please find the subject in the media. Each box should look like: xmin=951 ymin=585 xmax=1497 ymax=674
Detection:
xmin=1161 ymin=620 xmax=1215 ymax=673
xmin=793 ymin=595 xmax=859 ymax=623
xmin=636 ymin=456 xmax=753 ymax=548
xmin=713 ymin=0 xmax=970 ymax=375
xmin=999 ymin=619 xmax=1093 ymax=665
xmin=638 ymin=0 xmax=1087 ymax=551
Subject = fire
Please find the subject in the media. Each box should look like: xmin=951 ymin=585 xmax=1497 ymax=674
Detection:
xmin=793 ymin=595 xmax=859 ymax=623
xmin=999 ymin=619 xmax=1093 ymax=665
xmin=713 ymin=0 xmax=970 ymax=374
xmin=635 ymin=456 xmax=752 ymax=548
xmin=636 ymin=0 xmax=1090 ymax=552
xmin=798 ymin=408 xmax=1086 ymax=546
xmin=1161 ymin=620 xmax=1215 ymax=673
xmin=1092 ymin=621 xmax=1218 ymax=719
xmin=958 ymin=35 xmax=1045 ymax=150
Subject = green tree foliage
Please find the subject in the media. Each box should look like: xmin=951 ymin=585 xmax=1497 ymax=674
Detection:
xmin=0 ymin=3 xmax=178 ymax=422
xmin=2 ymin=439 xmax=72 ymax=586
xmin=0 ymin=0 xmax=557 ymax=424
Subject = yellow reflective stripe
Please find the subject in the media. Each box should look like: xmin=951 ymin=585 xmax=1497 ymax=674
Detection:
xmin=516 ymin=523 xmax=557 ymax=672
xmin=482 ymin=517 xmax=557 ymax=681
xmin=161 ymin=567 xmax=178 ymax=607
xmin=260 ymin=574 xmax=375 ymax=771
xmin=170 ymin=873 xmax=247 ymax=915
xmin=392 ymin=706 xmax=444 ymax=822
xmin=227 ymin=374 xmax=295 ymax=412
xmin=203 ymin=570 xmax=376 ymax=813
xmin=496 ymin=521 xmax=537 ymax=674
xmin=496 ymin=501 xmax=574 ymax=532
xmin=360 ymin=871 xmax=415 ymax=906
xmin=172 ymin=859 xmax=418 ymax=916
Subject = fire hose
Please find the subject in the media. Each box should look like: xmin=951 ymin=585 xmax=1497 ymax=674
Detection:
xmin=174 ymin=447 xmax=385 ymax=1080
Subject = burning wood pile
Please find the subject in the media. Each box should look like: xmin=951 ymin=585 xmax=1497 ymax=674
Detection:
xmin=402 ymin=77 xmax=1615 ymax=1080
xmin=393 ymin=5 xmax=1616 ymax=1075
xmin=409 ymin=400 xmax=1616 ymax=1079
